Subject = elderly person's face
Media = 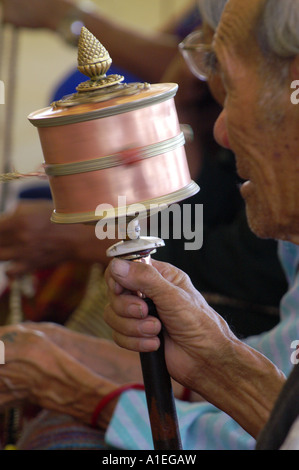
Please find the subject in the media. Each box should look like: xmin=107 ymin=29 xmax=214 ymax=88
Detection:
xmin=213 ymin=0 xmax=299 ymax=243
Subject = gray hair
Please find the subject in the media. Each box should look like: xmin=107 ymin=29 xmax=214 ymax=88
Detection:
xmin=197 ymin=0 xmax=228 ymax=30
xmin=198 ymin=0 xmax=299 ymax=59
xmin=261 ymin=0 xmax=299 ymax=59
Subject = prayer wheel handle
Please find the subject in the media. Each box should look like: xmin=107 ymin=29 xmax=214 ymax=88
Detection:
xmin=107 ymin=236 xmax=183 ymax=450
xmin=140 ymin=297 xmax=182 ymax=450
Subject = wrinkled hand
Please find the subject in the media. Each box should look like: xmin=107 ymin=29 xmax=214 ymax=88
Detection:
xmin=0 ymin=200 xmax=108 ymax=277
xmin=23 ymin=322 xmax=193 ymax=400
xmin=1 ymin=0 xmax=74 ymax=30
xmin=0 ymin=323 xmax=115 ymax=424
xmin=0 ymin=324 xmax=82 ymax=409
xmin=23 ymin=322 xmax=144 ymax=385
xmin=104 ymin=258 xmax=237 ymax=392
xmin=104 ymin=259 xmax=287 ymax=438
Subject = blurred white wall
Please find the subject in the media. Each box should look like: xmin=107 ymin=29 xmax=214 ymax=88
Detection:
xmin=0 ymin=0 xmax=195 ymax=174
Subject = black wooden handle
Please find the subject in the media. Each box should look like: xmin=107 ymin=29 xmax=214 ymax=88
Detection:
xmin=139 ymin=298 xmax=182 ymax=450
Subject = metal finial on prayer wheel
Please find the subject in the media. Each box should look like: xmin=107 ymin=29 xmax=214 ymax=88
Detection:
xmin=76 ymin=26 xmax=124 ymax=91
xmin=77 ymin=26 xmax=112 ymax=76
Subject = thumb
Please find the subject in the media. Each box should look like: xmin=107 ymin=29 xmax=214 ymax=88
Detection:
xmin=108 ymin=258 xmax=179 ymax=304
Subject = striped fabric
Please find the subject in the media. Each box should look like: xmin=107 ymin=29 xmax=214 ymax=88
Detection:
xmin=245 ymin=241 xmax=299 ymax=376
xmin=105 ymin=241 xmax=299 ymax=450
xmin=17 ymin=410 xmax=114 ymax=450
xmin=107 ymin=391 xmax=255 ymax=450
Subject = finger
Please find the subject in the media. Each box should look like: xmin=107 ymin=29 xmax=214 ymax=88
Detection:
xmin=104 ymin=305 xmax=161 ymax=338
xmin=151 ymin=259 xmax=194 ymax=292
xmin=105 ymin=265 xmax=124 ymax=295
xmin=107 ymin=258 xmax=196 ymax=312
xmin=108 ymin=293 xmax=149 ymax=319
xmin=105 ymin=266 xmax=144 ymax=298
xmin=112 ymin=329 xmax=160 ymax=353
xmin=107 ymin=258 xmax=171 ymax=300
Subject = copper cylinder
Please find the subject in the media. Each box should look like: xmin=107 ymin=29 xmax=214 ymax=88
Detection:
xmin=28 ymin=83 xmax=198 ymax=224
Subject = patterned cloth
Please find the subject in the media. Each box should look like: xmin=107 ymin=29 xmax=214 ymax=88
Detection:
xmin=16 ymin=410 xmax=113 ymax=450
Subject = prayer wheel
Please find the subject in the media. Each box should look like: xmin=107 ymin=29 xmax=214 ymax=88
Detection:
xmin=28 ymin=27 xmax=200 ymax=450
xmin=28 ymin=27 xmax=198 ymax=224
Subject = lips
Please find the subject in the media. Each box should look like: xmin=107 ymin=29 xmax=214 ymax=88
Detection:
xmin=239 ymin=180 xmax=253 ymax=199
xmin=235 ymin=161 xmax=253 ymax=199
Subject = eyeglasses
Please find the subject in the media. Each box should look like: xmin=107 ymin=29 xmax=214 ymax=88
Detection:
xmin=178 ymin=30 xmax=217 ymax=82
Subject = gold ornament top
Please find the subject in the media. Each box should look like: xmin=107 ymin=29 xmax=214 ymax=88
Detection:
xmin=77 ymin=26 xmax=111 ymax=70
xmin=52 ymin=26 xmax=152 ymax=108
xmin=76 ymin=26 xmax=124 ymax=91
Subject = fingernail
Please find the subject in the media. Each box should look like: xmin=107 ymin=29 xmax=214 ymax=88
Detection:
xmin=141 ymin=338 xmax=160 ymax=352
xmin=111 ymin=258 xmax=130 ymax=277
xmin=128 ymin=303 xmax=145 ymax=318
xmin=140 ymin=319 xmax=160 ymax=335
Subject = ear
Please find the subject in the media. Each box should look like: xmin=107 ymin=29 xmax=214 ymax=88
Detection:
xmin=290 ymin=55 xmax=299 ymax=80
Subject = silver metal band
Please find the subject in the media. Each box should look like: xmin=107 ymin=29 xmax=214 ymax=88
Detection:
xmin=44 ymin=132 xmax=185 ymax=176
xmin=50 ymin=180 xmax=200 ymax=224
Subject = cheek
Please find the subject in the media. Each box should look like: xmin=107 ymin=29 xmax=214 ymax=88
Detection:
xmin=221 ymin=99 xmax=266 ymax=164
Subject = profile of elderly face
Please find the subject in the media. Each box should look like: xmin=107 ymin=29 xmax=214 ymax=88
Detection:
xmin=189 ymin=0 xmax=299 ymax=244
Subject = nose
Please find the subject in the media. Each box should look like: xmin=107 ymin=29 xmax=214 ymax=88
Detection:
xmin=213 ymin=110 xmax=231 ymax=149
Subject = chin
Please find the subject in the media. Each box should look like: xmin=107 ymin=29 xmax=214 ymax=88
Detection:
xmin=246 ymin=205 xmax=298 ymax=241
xmin=243 ymin=185 xmax=299 ymax=241
xmin=247 ymin=219 xmax=276 ymax=239
xmin=245 ymin=202 xmax=278 ymax=240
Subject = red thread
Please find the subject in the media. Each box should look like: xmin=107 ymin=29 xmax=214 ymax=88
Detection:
xmin=91 ymin=383 xmax=145 ymax=428
xmin=181 ymin=387 xmax=192 ymax=402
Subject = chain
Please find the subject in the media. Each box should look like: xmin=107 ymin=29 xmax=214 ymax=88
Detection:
xmin=0 ymin=23 xmax=19 ymax=213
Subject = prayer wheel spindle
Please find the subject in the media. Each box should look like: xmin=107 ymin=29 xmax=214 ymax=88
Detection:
xmin=28 ymin=27 xmax=200 ymax=450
